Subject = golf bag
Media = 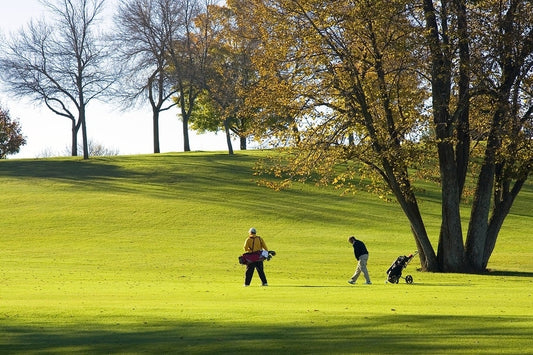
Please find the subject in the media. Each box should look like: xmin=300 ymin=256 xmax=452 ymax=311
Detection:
xmin=238 ymin=250 xmax=276 ymax=265
xmin=386 ymin=252 xmax=417 ymax=284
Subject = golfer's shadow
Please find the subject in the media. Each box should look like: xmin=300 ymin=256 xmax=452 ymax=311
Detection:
xmin=275 ymin=285 xmax=358 ymax=288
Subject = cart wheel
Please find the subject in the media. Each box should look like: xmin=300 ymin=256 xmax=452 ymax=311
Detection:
xmin=405 ymin=275 xmax=413 ymax=284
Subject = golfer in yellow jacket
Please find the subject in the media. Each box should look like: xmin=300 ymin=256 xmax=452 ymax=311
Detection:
xmin=243 ymin=228 xmax=269 ymax=286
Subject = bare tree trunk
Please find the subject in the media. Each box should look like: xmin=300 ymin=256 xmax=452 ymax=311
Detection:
xmin=71 ymin=118 xmax=78 ymax=156
xmin=77 ymin=97 xmax=89 ymax=160
xmin=454 ymin=0 xmax=471 ymax=194
xmin=153 ymin=111 xmax=160 ymax=154
xmin=224 ymin=119 xmax=234 ymax=155
xmin=437 ymin=143 xmax=466 ymax=272
xmin=483 ymin=181 xmax=523 ymax=269
xmin=404 ymin=199 xmax=438 ymax=271
xmin=465 ymin=147 xmax=495 ymax=270
xmin=381 ymin=159 xmax=439 ymax=271
xmin=182 ymin=116 xmax=190 ymax=152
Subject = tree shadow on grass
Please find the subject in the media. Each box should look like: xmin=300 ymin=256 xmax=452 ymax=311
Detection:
xmin=0 ymin=158 xmax=130 ymax=180
xmin=1 ymin=314 xmax=531 ymax=354
xmin=0 ymin=154 xmax=401 ymax=226
xmin=485 ymin=270 xmax=533 ymax=278
xmin=0 ymin=154 xmax=258 ymax=184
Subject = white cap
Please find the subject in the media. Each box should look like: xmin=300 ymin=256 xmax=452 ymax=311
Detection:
xmin=249 ymin=228 xmax=256 ymax=234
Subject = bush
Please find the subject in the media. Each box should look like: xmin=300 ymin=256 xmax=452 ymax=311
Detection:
xmin=0 ymin=105 xmax=26 ymax=158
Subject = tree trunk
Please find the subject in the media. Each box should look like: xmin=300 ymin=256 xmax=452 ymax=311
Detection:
xmin=224 ymin=119 xmax=234 ymax=155
xmin=240 ymin=136 xmax=246 ymax=150
xmin=381 ymin=159 xmax=439 ymax=271
xmin=78 ymin=101 xmax=89 ymax=160
xmin=153 ymin=110 xmax=160 ymax=154
xmin=454 ymin=0 xmax=471 ymax=194
xmin=71 ymin=118 xmax=78 ymax=157
xmin=81 ymin=113 xmax=89 ymax=160
xmin=148 ymin=73 xmax=162 ymax=154
xmin=437 ymin=143 xmax=466 ymax=272
xmin=465 ymin=160 xmax=494 ymax=270
xmin=404 ymin=200 xmax=439 ymax=271
xmin=182 ymin=116 xmax=190 ymax=152
xmin=479 ymin=174 xmax=524 ymax=270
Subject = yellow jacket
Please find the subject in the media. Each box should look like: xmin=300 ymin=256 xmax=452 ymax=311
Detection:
xmin=244 ymin=235 xmax=268 ymax=253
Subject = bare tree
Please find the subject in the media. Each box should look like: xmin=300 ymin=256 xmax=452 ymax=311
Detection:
xmin=112 ymin=0 xmax=214 ymax=153
xmin=167 ymin=0 xmax=214 ymax=152
xmin=112 ymin=0 xmax=183 ymax=153
xmin=0 ymin=0 xmax=116 ymax=159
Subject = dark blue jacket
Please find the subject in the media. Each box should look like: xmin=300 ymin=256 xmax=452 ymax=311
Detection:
xmin=352 ymin=239 xmax=369 ymax=260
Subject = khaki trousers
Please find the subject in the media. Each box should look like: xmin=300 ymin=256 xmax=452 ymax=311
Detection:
xmin=350 ymin=253 xmax=371 ymax=283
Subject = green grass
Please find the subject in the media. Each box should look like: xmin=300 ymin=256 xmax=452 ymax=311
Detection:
xmin=1 ymin=151 xmax=532 ymax=354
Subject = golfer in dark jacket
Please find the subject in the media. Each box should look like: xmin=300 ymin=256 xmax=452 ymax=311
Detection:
xmin=348 ymin=236 xmax=372 ymax=285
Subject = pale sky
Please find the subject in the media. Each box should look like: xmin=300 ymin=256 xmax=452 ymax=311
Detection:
xmin=0 ymin=0 xmax=236 ymax=158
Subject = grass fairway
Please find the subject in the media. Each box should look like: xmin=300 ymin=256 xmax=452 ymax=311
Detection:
xmin=1 ymin=151 xmax=532 ymax=354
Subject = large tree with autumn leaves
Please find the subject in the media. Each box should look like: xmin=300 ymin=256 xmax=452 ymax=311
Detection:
xmin=191 ymin=5 xmax=259 ymax=154
xmin=229 ymin=0 xmax=532 ymax=272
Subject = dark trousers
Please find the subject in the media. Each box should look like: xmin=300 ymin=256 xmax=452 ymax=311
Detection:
xmin=245 ymin=261 xmax=267 ymax=285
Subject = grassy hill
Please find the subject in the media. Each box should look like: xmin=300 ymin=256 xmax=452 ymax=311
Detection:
xmin=1 ymin=151 xmax=532 ymax=354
